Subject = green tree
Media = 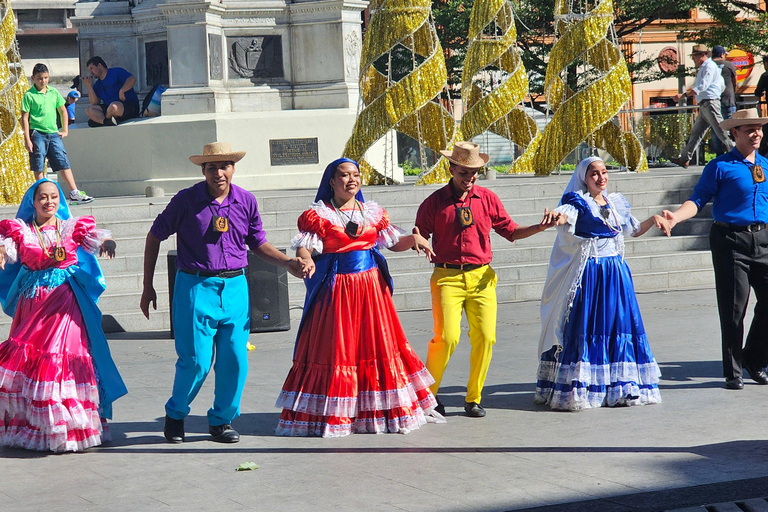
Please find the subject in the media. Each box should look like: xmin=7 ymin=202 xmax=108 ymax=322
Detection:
xmin=431 ymin=0 xmax=768 ymax=99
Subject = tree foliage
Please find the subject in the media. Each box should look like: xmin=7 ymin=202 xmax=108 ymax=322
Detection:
xmin=431 ymin=0 xmax=768 ymax=99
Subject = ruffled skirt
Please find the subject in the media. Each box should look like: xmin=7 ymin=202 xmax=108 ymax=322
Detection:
xmin=276 ymin=267 xmax=437 ymax=437
xmin=535 ymin=255 xmax=662 ymax=411
xmin=0 ymin=283 xmax=105 ymax=452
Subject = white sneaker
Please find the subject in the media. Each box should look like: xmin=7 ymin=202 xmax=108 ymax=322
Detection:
xmin=70 ymin=190 xmax=94 ymax=205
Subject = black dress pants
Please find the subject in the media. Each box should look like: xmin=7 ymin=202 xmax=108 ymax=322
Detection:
xmin=710 ymin=223 xmax=768 ymax=379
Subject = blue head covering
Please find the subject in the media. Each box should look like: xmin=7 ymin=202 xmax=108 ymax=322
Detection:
xmin=17 ymin=178 xmax=72 ymax=222
xmin=0 ymin=179 xmax=106 ymax=315
xmin=314 ymin=158 xmax=365 ymax=204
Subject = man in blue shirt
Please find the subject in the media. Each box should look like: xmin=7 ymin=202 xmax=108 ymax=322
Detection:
xmin=664 ymin=108 xmax=768 ymax=390
xmin=670 ymin=45 xmax=733 ymax=168
xmin=82 ymin=56 xmax=140 ymax=127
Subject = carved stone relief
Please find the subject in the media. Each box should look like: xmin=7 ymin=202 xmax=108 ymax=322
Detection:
xmin=227 ymin=36 xmax=283 ymax=80
xmin=344 ymin=31 xmax=360 ymax=80
xmin=209 ymin=34 xmax=223 ymax=80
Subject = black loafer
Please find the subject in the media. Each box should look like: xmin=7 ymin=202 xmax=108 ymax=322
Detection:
xmin=464 ymin=402 xmax=486 ymax=418
xmin=164 ymin=415 xmax=185 ymax=443
xmin=725 ymin=377 xmax=744 ymax=390
xmin=209 ymin=424 xmax=240 ymax=443
xmin=745 ymin=367 xmax=768 ymax=385
xmin=433 ymin=396 xmax=445 ymax=416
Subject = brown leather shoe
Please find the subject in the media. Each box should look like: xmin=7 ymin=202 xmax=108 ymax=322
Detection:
xmin=669 ymin=157 xmax=689 ymax=169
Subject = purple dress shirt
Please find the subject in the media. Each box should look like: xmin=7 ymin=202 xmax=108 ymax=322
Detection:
xmin=151 ymin=181 xmax=268 ymax=272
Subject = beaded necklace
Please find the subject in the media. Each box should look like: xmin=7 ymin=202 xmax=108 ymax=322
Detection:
xmin=32 ymin=218 xmax=66 ymax=261
xmin=330 ymin=197 xmax=366 ymax=238
xmin=595 ymin=198 xmax=621 ymax=233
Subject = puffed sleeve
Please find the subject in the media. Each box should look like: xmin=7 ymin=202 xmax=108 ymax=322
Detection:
xmin=0 ymin=219 xmax=24 ymax=264
xmin=373 ymin=207 xmax=402 ymax=249
xmin=290 ymin=208 xmax=327 ymax=253
xmin=555 ymin=192 xmax=581 ymax=235
xmin=72 ymin=216 xmax=112 ymax=254
xmin=609 ymin=193 xmax=642 ymax=236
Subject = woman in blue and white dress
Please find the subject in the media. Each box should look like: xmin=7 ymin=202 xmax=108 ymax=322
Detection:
xmin=534 ymin=157 xmax=670 ymax=411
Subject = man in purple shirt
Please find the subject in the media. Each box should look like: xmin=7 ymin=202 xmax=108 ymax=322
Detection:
xmin=140 ymin=142 xmax=312 ymax=444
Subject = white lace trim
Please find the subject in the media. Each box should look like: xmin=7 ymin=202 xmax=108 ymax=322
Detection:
xmin=534 ymin=359 xmax=662 ymax=410
xmin=1 ymin=236 xmax=17 ymax=264
xmin=309 ymin=199 xmax=385 ymax=227
xmin=275 ymin=407 xmax=431 ymax=438
xmin=376 ymin=224 xmax=403 ymax=249
xmin=275 ymin=368 xmax=435 ymax=417
xmin=80 ymin=228 xmax=111 ymax=255
xmin=555 ymin=203 xmax=579 ymax=235
xmin=290 ymin=231 xmax=324 ymax=253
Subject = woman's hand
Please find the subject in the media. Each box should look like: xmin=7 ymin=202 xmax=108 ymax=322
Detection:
xmin=539 ymin=208 xmax=562 ymax=230
xmin=298 ymin=256 xmax=315 ymax=279
xmin=0 ymin=246 xmax=6 ymax=270
xmin=411 ymin=227 xmax=435 ymax=261
xmin=653 ymin=214 xmax=671 ymax=237
xmin=99 ymin=239 xmax=117 ymax=258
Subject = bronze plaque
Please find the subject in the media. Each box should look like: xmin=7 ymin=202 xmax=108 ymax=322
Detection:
xmin=269 ymin=138 xmax=319 ymax=166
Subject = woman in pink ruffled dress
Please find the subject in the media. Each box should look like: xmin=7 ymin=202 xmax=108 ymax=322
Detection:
xmin=0 ymin=179 xmax=126 ymax=452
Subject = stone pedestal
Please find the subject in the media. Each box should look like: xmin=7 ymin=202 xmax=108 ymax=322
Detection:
xmin=64 ymin=108 xmax=360 ymax=195
xmin=73 ymin=0 xmax=367 ymax=114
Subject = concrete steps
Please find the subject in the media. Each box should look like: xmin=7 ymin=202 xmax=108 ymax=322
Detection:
xmin=0 ymin=168 xmax=715 ymax=335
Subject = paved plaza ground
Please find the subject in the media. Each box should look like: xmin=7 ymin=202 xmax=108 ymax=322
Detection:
xmin=3 ymin=287 xmax=768 ymax=512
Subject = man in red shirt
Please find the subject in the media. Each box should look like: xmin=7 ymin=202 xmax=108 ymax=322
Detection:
xmin=415 ymin=142 xmax=558 ymax=417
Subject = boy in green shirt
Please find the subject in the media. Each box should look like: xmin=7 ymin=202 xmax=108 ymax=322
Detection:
xmin=21 ymin=63 xmax=93 ymax=204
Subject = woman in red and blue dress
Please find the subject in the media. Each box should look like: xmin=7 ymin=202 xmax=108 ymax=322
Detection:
xmin=0 ymin=179 xmax=126 ymax=451
xmin=275 ymin=158 xmax=440 ymax=437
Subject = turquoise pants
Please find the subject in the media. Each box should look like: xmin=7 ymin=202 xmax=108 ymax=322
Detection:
xmin=165 ymin=271 xmax=250 ymax=426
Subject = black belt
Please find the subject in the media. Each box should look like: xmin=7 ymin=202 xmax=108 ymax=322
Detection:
xmin=714 ymin=221 xmax=768 ymax=233
xmin=434 ymin=263 xmax=488 ymax=271
xmin=180 ymin=268 xmax=246 ymax=278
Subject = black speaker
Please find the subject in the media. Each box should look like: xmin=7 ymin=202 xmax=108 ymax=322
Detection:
xmin=167 ymin=249 xmax=291 ymax=336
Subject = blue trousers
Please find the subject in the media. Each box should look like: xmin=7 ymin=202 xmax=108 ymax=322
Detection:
xmin=165 ymin=271 xmax=250 ymax=426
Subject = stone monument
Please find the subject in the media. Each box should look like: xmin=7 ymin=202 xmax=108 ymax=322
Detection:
xmin=64 ymin=0 xmax=372 ymax=196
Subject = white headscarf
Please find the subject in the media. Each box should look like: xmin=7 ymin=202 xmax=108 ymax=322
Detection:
xmin=561 ymin=156 xmax=603 ymax=202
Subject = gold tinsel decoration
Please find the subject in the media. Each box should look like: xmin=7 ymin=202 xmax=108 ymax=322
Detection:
xmin=342 ymin=0 xmax=458 ymax=185
xmin=0 ymin=0 xmax=31 ymax=204
xmin=532 ymin=0 xmax=647 ymax=175
xmin=461 ymin=0 xmax=541 ymax=174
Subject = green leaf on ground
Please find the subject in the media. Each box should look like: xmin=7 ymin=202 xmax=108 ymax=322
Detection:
xmin=236 ymin=462 xmax=260 ymax=471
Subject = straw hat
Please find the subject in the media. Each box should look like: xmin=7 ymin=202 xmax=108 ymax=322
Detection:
xmin=189 ymin=142 xmax=246 ymax=165
xmin=690 ymin=44 xmax=709 ymax=55
xmin=439 ymin=141 xmax=490 ymax=169
xmin=720 ymin=108 xmax=768 ymax=130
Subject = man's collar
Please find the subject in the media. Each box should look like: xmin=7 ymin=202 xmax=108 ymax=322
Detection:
xmin=447 ymin=179 xmax=480 ymax=200
xmin=193 ymin=181 xmax=240 ymax=204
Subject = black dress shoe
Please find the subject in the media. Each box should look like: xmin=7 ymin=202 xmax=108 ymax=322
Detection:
xmin=464 ymin=402 xmax=486 ymax=418
xmin=209 ymin=424 xmax=240 ymax=443
xmin=744 ymin=366 xmax=768 ymax=385
xmin=433 ymin=396 xmax=445 ymax=416
xmin=725 ymin=377 xmax=744 ymax=390
xmin=164 ymin=415 xmax=185 ymax=443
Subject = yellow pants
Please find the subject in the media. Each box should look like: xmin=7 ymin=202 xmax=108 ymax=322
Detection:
xmin=426 ymin=265 xmax=497 ymax=404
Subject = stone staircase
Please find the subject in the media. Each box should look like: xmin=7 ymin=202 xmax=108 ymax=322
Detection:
xmin=0 ymin=168 xmax=714 ymax=336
